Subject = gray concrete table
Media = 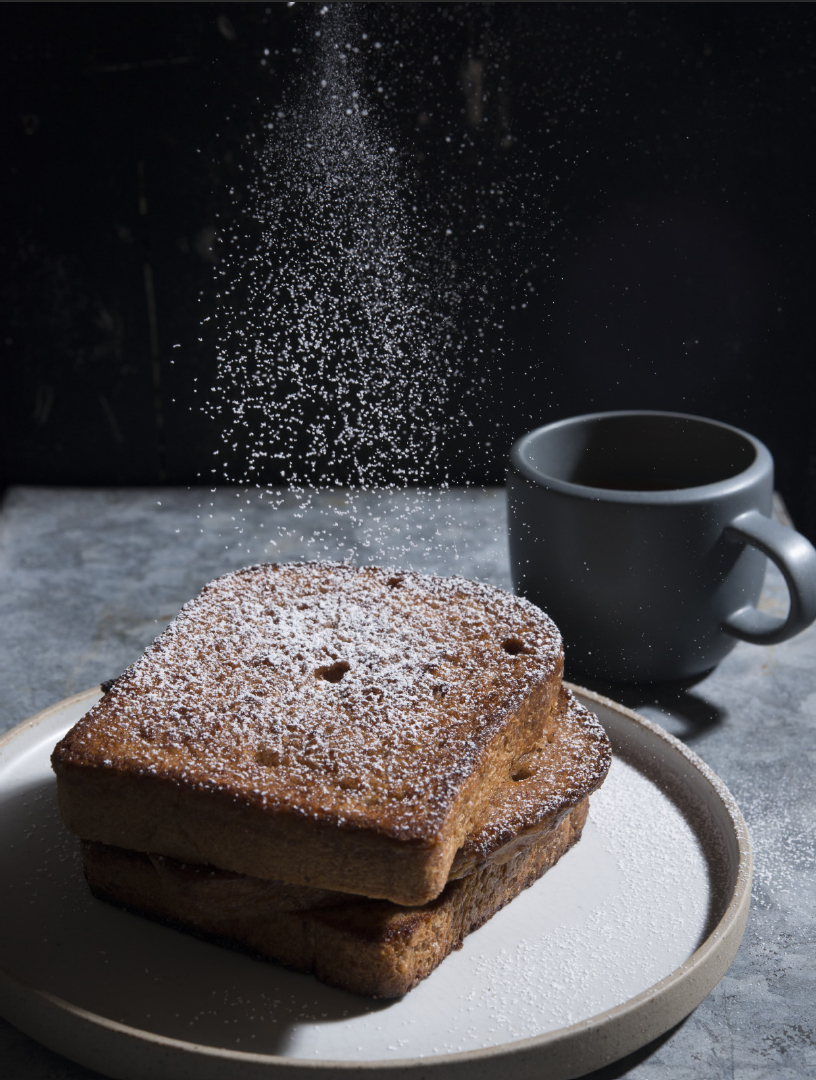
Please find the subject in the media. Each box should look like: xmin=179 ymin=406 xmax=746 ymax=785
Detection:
xmin=1 ymin=486 xmax=813 ymax=1080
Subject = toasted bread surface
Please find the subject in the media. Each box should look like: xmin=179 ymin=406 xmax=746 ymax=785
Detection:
xmin=53 ymin=563 xmax=563 ymax=904
xmin=77 ymin=685 xmax=608 ymax=917
xmin=450 ymin=686 xmax=610 ymax=877
xmin=78 ymin=688 xmax=609 ymax=996
xmin=83 ymin=799 xmax=589 ymax=998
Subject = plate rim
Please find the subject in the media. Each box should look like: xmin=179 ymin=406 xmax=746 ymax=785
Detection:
xmin=0 ymin=684 xmax=753 ymax=1080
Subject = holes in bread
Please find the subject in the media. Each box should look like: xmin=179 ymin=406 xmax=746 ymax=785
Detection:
xmin=502 ymin=637 xmax=530 ymax=656
xmin=511 ymin=763 xmax=534 ymax=782
xmin=315 ymin=660 xmax=350 ymax=683
xmin=387 ymin=576 xmax=404 ymax=588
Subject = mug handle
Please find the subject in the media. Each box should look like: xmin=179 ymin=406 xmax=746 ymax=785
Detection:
xmin=722 ymin=509 xmax=816 ymax=644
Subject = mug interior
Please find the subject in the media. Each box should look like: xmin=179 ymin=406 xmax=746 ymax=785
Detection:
xmin=523 ymin=413 xmax=756 ymax=491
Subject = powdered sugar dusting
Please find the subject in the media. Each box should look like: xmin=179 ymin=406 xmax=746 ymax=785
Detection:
xmin=59 ymin=562 xmax=562 ymax=838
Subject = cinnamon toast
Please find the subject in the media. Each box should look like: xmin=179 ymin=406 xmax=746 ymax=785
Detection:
xmin=81 ymin=688 xmax=609 ymax=997
xmin=53 ymin=563 xmax=564 ymax=905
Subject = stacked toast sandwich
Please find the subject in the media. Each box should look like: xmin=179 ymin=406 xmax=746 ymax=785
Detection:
xmin=52 ymin=562 xmax=611 ymax=997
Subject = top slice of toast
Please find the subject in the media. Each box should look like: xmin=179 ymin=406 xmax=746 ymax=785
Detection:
xmin=52 ymin=562 xmax=563 ymax=905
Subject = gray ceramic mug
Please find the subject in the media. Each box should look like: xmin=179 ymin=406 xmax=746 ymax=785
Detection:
xmin=507 ymin=410 xmax=816 ymax=683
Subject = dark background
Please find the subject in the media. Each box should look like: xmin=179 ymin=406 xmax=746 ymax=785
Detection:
xmin=2 ymin=3 xmax=815 ymax=537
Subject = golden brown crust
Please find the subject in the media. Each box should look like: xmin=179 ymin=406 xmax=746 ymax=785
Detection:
xmin=53 ymin=563 xmax=564 ymax=904
xmin=450 ymin=686 xmax=611 ymax=878
xmin=82 ymin=799 xmax=590 ymax=998
xmin=75 ymin=684 xmax=608 ymax=911
xmin=57 ymin=685 xmax=607 ymax=904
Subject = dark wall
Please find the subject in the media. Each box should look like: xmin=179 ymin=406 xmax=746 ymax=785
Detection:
xmin=3 ymin=4 xmax=815 ymax=537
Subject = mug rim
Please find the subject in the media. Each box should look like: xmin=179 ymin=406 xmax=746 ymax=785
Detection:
xmin=508 ymin=409 xmax=772 ymax=504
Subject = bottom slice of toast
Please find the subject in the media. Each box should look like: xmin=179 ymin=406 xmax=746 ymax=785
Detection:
xmin=82 ymin=797 xmax=589 ymax=998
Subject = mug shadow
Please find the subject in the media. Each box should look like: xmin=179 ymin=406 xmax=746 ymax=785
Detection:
xmin=568 ymin=668 xmax=727 ymax=743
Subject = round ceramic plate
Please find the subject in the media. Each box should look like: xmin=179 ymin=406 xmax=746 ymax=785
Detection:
xmin=0 ymin=685 xmax=751 ymax=1080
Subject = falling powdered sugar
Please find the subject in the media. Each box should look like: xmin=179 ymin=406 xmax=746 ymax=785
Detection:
xmin=206 ymin=5 xmax=464 ymax=509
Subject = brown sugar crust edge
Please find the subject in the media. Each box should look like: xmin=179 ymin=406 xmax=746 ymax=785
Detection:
xmin=52 ymin=562 xmax=565 ymax=905
xmin=82 ymin=798 xmax=590 ymax=999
